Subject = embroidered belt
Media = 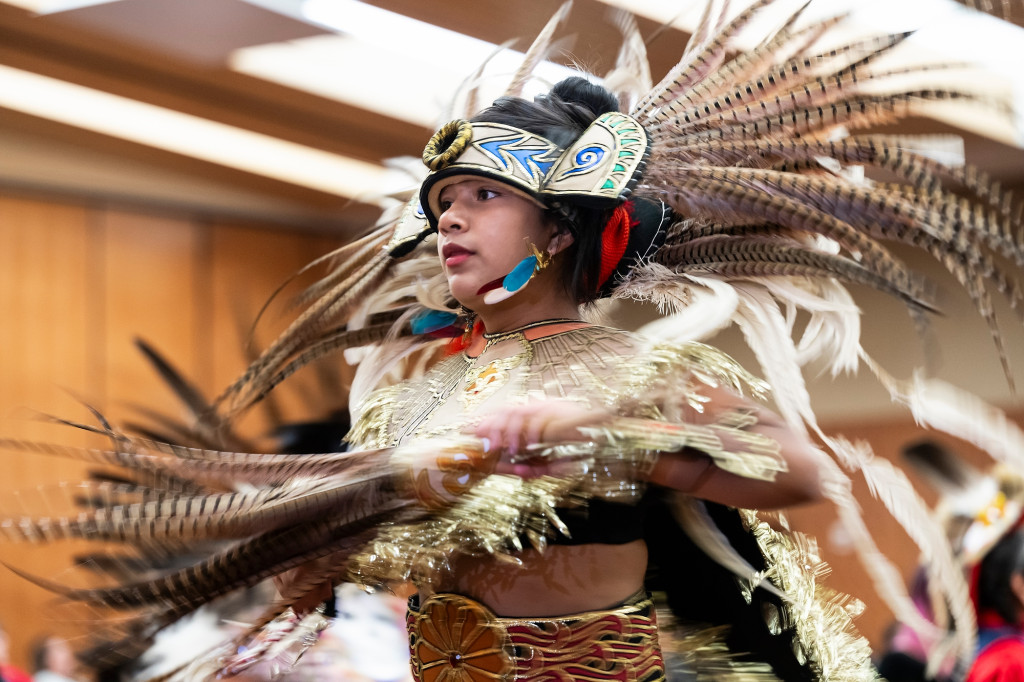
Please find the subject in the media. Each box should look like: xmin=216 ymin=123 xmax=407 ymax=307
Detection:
xmin=406 ymin=591 xmax=666 ymax=681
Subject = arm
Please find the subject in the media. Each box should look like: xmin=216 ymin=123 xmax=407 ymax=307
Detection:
xmin=473 ymin=387 xmax=824 ymax=510
xmin=645 ymin=384 xmax=824 ymax=509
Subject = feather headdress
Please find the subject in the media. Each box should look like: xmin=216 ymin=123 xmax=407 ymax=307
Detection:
xmin=2 ymin=1 xmax=1024 ymax=679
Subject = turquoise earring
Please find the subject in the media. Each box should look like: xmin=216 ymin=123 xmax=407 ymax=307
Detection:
xmin=482 ymin=242 xmax=552 ymax=304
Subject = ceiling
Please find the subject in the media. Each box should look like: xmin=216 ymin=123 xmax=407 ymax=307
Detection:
xmin=1 ymin=0 xmax=1023 ymax=234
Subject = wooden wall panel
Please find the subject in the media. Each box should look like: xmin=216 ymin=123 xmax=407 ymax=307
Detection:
xmin=100 ymin=209 xmax=201 ymax=434
xmin=0 ymin=195 xmax=96 ymax=675
xmin=0 ymin=196 xmax=94 ymax=440
xmin=0 ymin=193 xmax=348 ymax=674
xmin=206 ymin=222 xmax=347 ymax=440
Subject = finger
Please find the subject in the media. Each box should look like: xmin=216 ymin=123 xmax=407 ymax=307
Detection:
xmin=523 ymin=413 xmax=552 ymax=448
xmin=504 ymin=411 xmax=527 ymax=454
xmin=476 ymin=410 xmax=512 ymax=442
xmin=476 ymin=417 xmax=506 ymax=456
xmin=512 ymin=462 xmax=538 ymax=478
xmin=474 ymin=411 xmax=498 ymax=433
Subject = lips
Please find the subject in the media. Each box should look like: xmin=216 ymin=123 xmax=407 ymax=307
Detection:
xmin=441 ymin=243 xmax=473 ymax=267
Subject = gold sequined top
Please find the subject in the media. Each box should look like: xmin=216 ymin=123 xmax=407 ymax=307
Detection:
xmin=345 ymin=324 xmax=879 ymax=681
xmin=347 ymin=324 xmax=782 ymax=571
xmin=350 ymin=324 xmax=781 ymax=483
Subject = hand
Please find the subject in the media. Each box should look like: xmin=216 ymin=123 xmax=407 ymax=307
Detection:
xmin=474 ymin=399 xmax=612 ymax=477
xmin=391 ymin=436 xmax=499 ymax=508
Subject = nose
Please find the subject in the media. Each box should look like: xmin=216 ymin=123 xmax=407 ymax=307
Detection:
xmin=437 ymin=200 xmax=465 ymax=234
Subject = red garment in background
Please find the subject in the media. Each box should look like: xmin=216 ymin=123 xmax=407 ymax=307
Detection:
xmin=0 ymin=663 xmax=33 ymax=682
xmin=967 ymin=637 xmax=1024 ymax=682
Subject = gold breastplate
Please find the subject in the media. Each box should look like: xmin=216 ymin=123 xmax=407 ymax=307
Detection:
xmin=385 ymin=326 xmax=635 ymax=446
xmin=348 ymin=324 xmax=771 ymax=453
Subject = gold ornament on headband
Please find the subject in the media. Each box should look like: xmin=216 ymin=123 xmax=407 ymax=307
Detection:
xmin=422 ymin=121 xmax=562 ymax=210
xmin=422 ymin=119 xmax=473 ymax=171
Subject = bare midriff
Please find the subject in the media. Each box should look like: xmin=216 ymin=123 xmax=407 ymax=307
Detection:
xmin=430 ymin=539 xmax=649 ymax=617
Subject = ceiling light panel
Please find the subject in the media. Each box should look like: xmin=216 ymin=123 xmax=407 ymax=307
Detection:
xmin=0 ymin=0 xmax=117 ymax=11
xmin=233 ymin=0 xmax=587 ymax=129
xmin=0 ymin=64 xmax=396 ymax=198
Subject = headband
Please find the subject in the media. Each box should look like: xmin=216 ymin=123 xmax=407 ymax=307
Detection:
xmin=419 ymin=112 xmax=649 ymax=227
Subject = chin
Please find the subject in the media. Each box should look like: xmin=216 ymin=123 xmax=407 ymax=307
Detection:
xmin=446 ymin=279 xmax=485 ymax=310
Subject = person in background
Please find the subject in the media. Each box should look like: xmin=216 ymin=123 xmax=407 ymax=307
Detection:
xmin=875 ymin=441 xmax=1002 ymax=682
xmin=966 ymin=525 xmax=1024 ymax=682
xmin=29 ymin=636 xmax=78 ymax=682
xmin=0 ymin=622 xmax=31 ymax=682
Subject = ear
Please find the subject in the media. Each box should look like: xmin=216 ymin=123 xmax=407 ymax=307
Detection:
xmin=546 ymin=225 xmax=575 ymax=256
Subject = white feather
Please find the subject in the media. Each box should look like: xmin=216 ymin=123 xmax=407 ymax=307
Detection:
xmin=815 ymin=453 xmax=948 ymax=646
xmin=759 ymin=278 xmax=862 ymax=376
xmin=732 ymin=283 xmax=814 ymax=435
xmin=632 ymin=273 xmax=739 ymax=343
xmin=673 ymin=494 xmax=786 ymax=599
xmin=865 ymin=361 xmax=1024 ymax=472
xmin=348 ymin=337 xmax=428 ymax=418
xmin=825 ymin=435 xmax=976 ymax=669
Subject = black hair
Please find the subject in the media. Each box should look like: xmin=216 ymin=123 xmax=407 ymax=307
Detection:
xmin=643 ymin=491 xmax=818 ymax=680
xmin=470 ymin=77 xmax=621 ymax=304
xmin=30 ymin=635 xmax=52 ymax=673
xmin=976 ymin=526 xmax=1024 ymax=625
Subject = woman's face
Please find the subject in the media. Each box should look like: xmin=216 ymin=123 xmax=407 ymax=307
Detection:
xmin=45 ymin=637 xmax=76 ymax=676
xmin=435 ymin=177 xmax=563 ymax=308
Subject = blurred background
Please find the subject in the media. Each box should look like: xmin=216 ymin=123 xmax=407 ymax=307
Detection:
xmin=1 ymin=0 xmax=1023 ymax=678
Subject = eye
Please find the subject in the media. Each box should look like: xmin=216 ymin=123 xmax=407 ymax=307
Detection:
xmin=476 ymin=187 xmax=500 ymax=201
xmin=438 ymin=198 xmax=453 ymax=212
